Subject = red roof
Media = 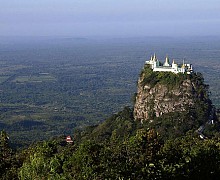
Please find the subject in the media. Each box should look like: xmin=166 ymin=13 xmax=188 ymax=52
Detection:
xmin=66 ymin=135 xmax=73 ymax=143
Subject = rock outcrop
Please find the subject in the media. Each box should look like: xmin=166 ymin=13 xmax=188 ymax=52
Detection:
xmin=133 ymin=65 xmax=212 ymax=122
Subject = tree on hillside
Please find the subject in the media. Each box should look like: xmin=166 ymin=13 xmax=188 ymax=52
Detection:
xmin=0 ymin=130 xmax=18 ymax=179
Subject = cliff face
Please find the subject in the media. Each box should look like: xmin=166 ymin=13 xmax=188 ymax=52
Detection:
xmin=134 ymin=80 xmax=193 ymax=120
xmin=133 ymin=65 xmax=212 ymax=123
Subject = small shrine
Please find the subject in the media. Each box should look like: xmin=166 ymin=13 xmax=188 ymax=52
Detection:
xmin=66 ymin=135 xmax=73 ymax=143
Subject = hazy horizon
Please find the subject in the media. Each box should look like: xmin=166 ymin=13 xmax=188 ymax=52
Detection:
xmin=1 ymin=0 xmax=220 ymax=37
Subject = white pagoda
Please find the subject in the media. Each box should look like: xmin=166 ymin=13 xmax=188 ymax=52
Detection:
xmin=145 ymin=53 xmax=193 ymax=74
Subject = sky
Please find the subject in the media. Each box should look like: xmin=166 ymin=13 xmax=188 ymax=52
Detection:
xmin=1 ymin=0 xmax=220 ymax=37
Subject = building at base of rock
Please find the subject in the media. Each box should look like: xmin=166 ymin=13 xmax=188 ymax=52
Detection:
xmin=145 ymin=53 xmax=193 ymax=74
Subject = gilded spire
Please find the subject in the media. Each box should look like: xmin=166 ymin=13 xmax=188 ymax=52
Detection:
xmin=182 ymin=59 xmax=185 ymax=68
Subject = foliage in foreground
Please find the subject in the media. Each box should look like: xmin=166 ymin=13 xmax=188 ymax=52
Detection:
xmin=1 ymin=127 xmax=220 ymax=179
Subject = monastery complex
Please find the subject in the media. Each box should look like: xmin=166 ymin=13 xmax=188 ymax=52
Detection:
xmin=145 ymin=53 xmax=193 ymax=74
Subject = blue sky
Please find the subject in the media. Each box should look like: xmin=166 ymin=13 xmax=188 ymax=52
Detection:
xmin=1 ymin=0 xmax=220 ymax=37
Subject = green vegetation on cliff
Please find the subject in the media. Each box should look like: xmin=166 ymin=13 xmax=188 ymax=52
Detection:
xmin=140 ymin=65 xmax=186 ymax=88
xmin=141 ymin=64 xmax=205 ymax=90
xmin=134 ymin=65 xmax=218 ymax=139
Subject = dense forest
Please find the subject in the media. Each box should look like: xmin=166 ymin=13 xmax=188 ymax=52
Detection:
xmin=1 ymin=107 xmax=220 ymax=179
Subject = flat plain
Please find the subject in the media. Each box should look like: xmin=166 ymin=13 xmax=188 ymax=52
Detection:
xmin=0 ymin=36 xmax=219 ymax=147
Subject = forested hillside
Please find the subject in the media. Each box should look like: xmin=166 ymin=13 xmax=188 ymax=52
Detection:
xmin=1 ymin=108 xmax=220 ymax=179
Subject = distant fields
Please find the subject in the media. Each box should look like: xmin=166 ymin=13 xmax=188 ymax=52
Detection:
xmin=0 ymin=76 xmax=9 ymax=83
xmin=12 ymin=74 xmax=56 ymax=83
xmin=0 ymin=37 xmax=219 ymax=147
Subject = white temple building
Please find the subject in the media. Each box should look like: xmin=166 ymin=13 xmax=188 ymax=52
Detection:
xmin=145 ymin=53 xmax=193 ymax=74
